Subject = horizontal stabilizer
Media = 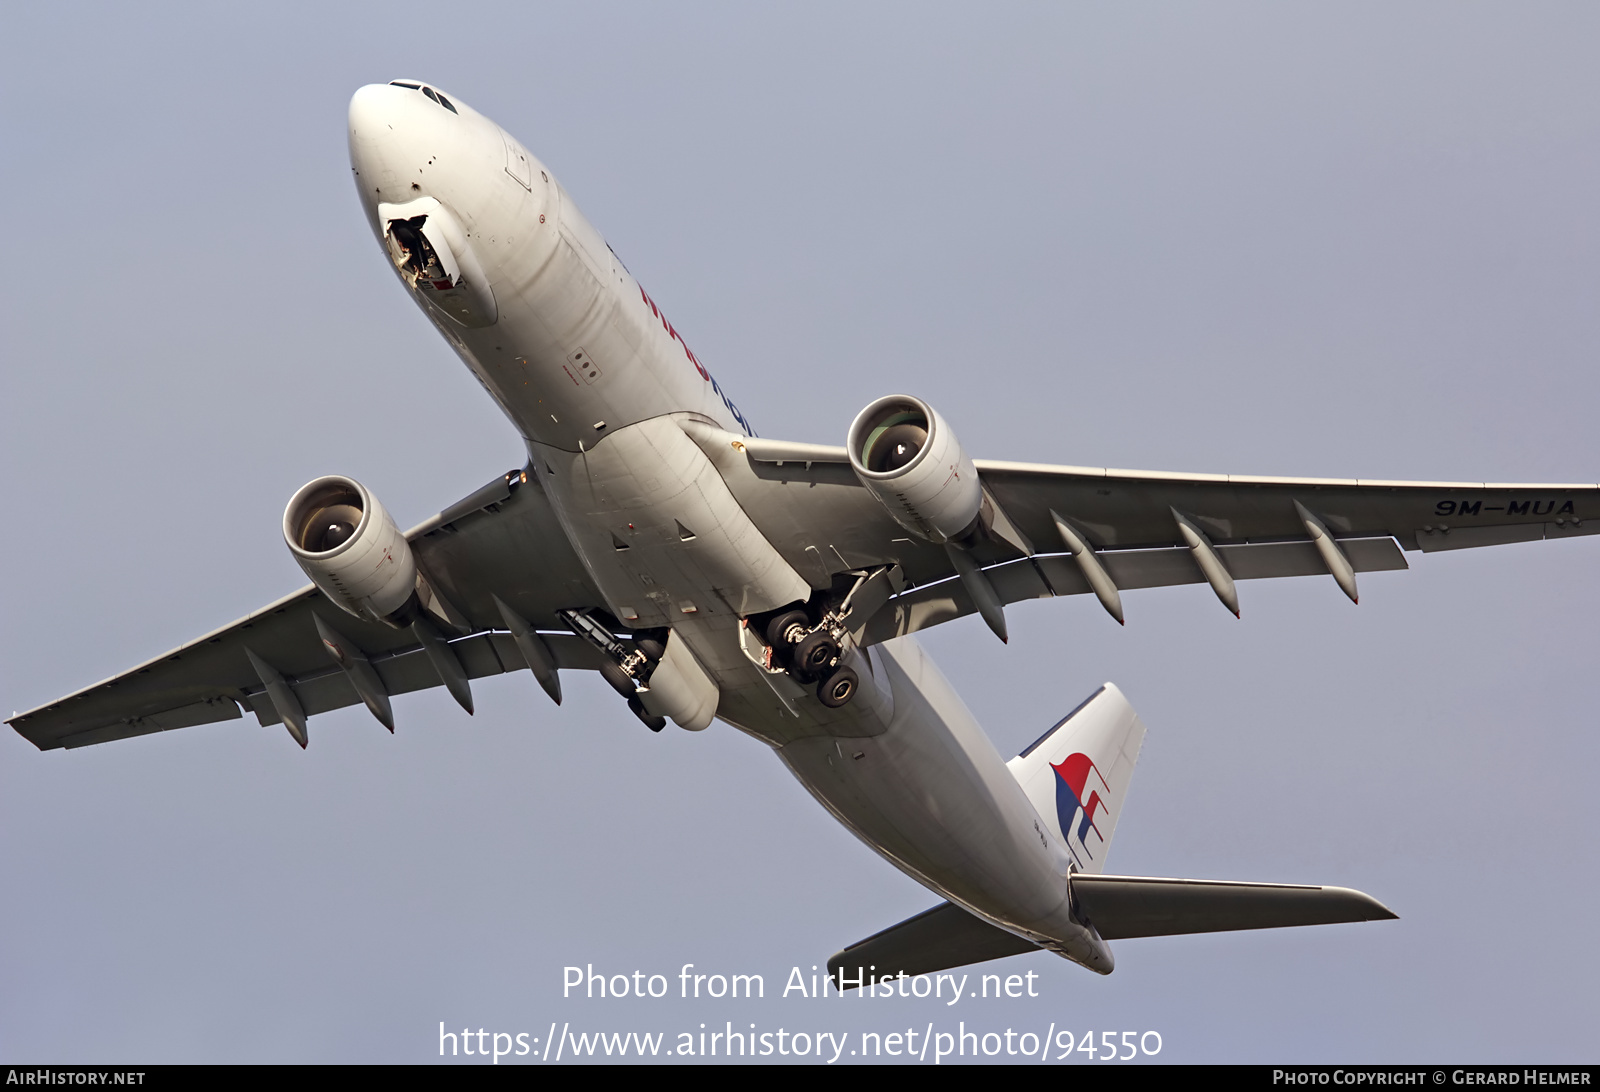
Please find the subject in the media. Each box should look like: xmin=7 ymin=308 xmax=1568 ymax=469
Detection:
xmin=1073 ymin=874 xmax=1397 ymax=939
xmin=827 ymin=901 xmax=1039 ymax=986
xmin=829 ymin=876 xmax=1395 ymax=983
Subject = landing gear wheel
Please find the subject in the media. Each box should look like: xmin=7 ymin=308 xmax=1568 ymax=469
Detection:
xmin=628 ymin=695 xmax=666 ymax=732
xmin=764 ymin=610 xmax=810 ymax=666
xmin=635 ymin=637 xmax=667 ymax=664
xmin=598 ymin=659 xmax=635 ymax=699
xmin=817 ymin=665 xmax=858 ymax=708
xmin=792 ymin=630 xmax=840 ymax=680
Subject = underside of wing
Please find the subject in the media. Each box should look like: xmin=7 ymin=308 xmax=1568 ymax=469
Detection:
xmin=685 ymin=421 xmax=1600 ymax=641
xmin=8 ymin=468 xmax=613 ymax=751
xmin=1071 ymin=874 xmax=1397 ymax=940
xmin=828 ymin=901 xmax=1041 ymax=985
xmin=975 ymin=459 xmax=1600 ymax=558
xmin=853 ymin=534 xmax=1411 ymax=645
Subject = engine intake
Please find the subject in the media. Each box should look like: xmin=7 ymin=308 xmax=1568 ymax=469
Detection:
xmin=284 ymin=475 xmax=419 ymax=625
xmin=847 ymin=395 xmax=983 ymax=545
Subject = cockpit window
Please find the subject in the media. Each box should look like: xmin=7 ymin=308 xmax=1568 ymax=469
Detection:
xmin=389 ymin=81 xmax=458 ymax=114
xmin=419 ymin=86 xmax=459 ymax=114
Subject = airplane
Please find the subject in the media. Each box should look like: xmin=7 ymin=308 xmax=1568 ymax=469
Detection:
xmin=11 ymin=79 xmax=1599 ymax=982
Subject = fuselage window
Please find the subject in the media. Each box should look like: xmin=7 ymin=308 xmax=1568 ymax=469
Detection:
xmin=390 ymin=81 xmax=421 ymax=89
xmin=435 ymin=92 xmax=458 ymax=114
xmin=422 ymin=87 xmax=440 ymax=104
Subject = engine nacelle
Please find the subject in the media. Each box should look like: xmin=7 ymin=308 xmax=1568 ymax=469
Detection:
xmin=284 ymin=475 xmax=419 ymax=625
xmin=847 ymin=395 xmax=983 ymax=545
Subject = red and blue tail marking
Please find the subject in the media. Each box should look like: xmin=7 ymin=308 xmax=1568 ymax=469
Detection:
xmin=1051 ymin=752 xmax=1110 ymax=859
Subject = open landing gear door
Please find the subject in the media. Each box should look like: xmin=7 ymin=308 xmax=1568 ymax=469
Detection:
xmin=379 ymin=197 xmax=497 ymax=327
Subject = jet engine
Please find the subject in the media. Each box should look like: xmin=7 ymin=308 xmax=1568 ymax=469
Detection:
xmin=284 ymin=475 xmax=420 ymax=625
xmin=847 ymin=395 xmax=983 ymax=546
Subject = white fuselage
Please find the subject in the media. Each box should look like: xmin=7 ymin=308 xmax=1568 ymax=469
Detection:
xmin=347 ymin=82 xmax=1110 ymax=973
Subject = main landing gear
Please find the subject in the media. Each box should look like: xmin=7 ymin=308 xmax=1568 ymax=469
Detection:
xmin=758 ymin=607 xmax=858 ymax=709
xmin=560 ymin=608 xmax=670 ymax=731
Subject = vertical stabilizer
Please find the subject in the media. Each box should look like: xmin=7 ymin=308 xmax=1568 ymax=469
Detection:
xmin=1006 ymin=684 xmax=1145 ymax=874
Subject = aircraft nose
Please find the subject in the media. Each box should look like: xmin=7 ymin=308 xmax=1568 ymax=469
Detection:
xmin=348 ymin=83 xmax=429 ymax=227
xmin=348 ymin=82 xmax=413 ymax=151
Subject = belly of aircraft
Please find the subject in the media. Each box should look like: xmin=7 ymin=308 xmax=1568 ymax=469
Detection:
xmin=378 ymin=139 xmax=1109 ymax=967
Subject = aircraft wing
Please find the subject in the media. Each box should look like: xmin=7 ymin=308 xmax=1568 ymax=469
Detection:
xmin=8 ymin=468 xmax=612 ymax=751
xmin=689 ymin=425 xmax=1600 ymax=639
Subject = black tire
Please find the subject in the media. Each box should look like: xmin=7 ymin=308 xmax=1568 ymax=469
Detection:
xmin=764 ymin=610 xmax=810 ymax=663
xmin=635 ymin=637 xmax=666 ymax=663
xmin=628 ymin=695 xmax=667 ymax=732
xmin=791 ymin=630 xmax=839 ymax=680
xmin=817 ymin=665 xmax=858 ymax=708
xmin=598 ymin=658 xmax=635 ymax=699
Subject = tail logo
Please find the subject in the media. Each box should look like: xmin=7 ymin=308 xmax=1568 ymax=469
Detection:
xmin=1051 ymin=753 xmax=1110 ymax=859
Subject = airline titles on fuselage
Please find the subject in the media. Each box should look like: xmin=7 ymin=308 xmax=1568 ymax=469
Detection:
xmin=638 ymin=284 xmax=755 ymax=437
